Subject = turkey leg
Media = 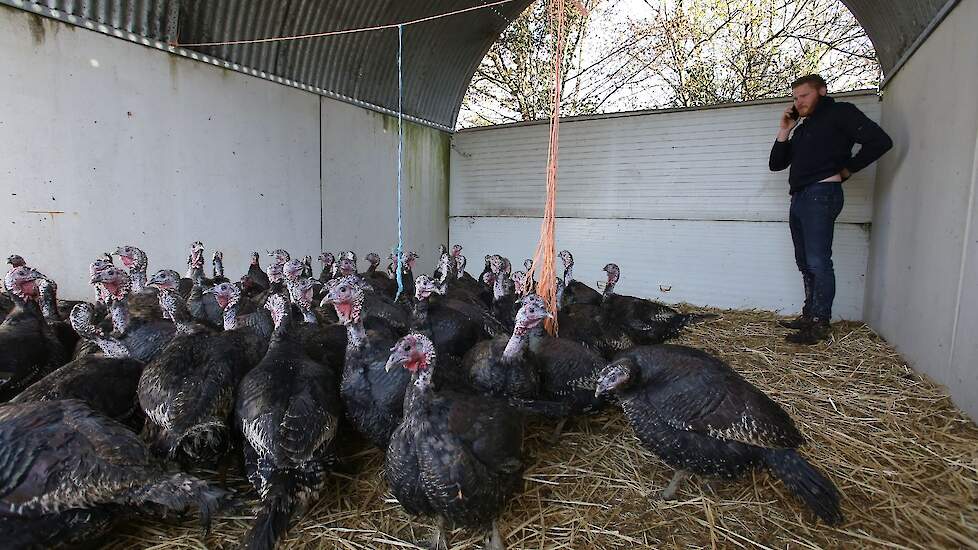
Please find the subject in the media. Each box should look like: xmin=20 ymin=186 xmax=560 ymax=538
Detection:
xmin=660 ymin=469 xmax=690 ymax=500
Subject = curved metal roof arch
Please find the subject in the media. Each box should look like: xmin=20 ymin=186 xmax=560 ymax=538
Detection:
xmin=1 ymin=0 xmax=959 ymax=129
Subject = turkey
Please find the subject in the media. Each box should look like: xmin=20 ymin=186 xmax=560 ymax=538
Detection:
xmin=322 ymin=275 xmax=408 ymax=449
xmin=138 ymin=274 xmax=265 ymax=465
xmin=410 ymin=275 xmax=490 ymax=390
xmin=487 ymin=256 xmax=519 ymax=333
xmin=35 ymin=276 xmax=80 ymax=353
xmin=283 ymin=260 xmax=319 ymax=324
xmin=387 ymin=251 xmax=419 ymax=301
xmin=91 ymin=267 xmax=176 ymax=362
xmin=326 ymin=260 xmax=411 ymax=335
xmin=385 ymin=333 xmax=525 ymax=550
xmin=600 ymin=263 xmax=716 ymax=344
xmin=209 ymin=281 xmax=273 ymax=340
xmin=521 ymin=295 xmax=607 ymax=416
xmin=113 ymin=245 xmax=163 ymax=320
xmin=235 ymin=293 xmax=343 ymax=550
xmin=557 ymin=250 xmax=601 ymax=307
xmin=364 ymin=252 xmax=398 ymax=297
xmin=336 ymin=251 xmax=357 ymax=277
xmin=434 ymin=251 xmax=482 ymax=305
xmin=212 ymin=250 xmax=230 ymax=284
xmin=0 ymin=399 xmax=226 ymax=549
xmin=318 ymin=252 xmax=336 ymax=284
xmin=0 ymin=266 xmax=66 ymax=401
xmin=10 ymin=302 xmax=145 ymax=430
xmin=595 ymin=345 xmax=842 ymax=524
xmin=448 ymin=246 xmax=491 ymax=307
xmin=246 ymin=251 xmax=271 ymax=294
xmin=463 ymin=299 xmax=547 ymax=400
xmin=186 ymin=243 xmax=223 ymax=328
xmin=556 ymin=267 xmax=636 ymax=360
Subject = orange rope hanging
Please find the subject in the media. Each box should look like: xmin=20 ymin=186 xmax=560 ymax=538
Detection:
xmin=526 ymin=0 xmax=574 ymax=335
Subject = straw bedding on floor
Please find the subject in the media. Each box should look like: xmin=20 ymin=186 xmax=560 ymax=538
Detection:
xmin=105 ymin=308 xmax=978 ymax=549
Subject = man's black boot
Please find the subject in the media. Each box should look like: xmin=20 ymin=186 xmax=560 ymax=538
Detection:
xmin=778 ymin=315 xmax=812 ymax=330
xmin=785 ymin=318 xmax=831 ymax=344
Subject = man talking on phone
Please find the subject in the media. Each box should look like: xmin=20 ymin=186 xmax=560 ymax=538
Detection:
xmin=769 ymin=74 xmax=892 ymax=344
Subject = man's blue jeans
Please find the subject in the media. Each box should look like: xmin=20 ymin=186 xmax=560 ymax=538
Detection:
xmin=789 ymin=183 xmax=844 ymax=321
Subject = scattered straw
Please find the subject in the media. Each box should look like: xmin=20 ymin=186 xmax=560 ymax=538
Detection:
xmin=105 ymin=308 xmax=978 ymax=549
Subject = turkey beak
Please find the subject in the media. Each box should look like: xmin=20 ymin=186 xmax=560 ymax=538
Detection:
xmin=385 ymin=349 xmax=408 ymax=372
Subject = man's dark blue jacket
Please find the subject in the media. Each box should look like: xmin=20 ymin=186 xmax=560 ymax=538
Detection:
xmin=769 ymin=95 xmax=893 ymax=194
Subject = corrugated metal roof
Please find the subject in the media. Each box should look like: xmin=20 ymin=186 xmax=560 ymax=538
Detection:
xmin=0 ymin=0 xmax=959 ymax=128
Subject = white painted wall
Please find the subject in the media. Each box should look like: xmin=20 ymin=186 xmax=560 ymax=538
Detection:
xmin=0 ymin=7 xmax=449 ymax=299
xmin=451 ymin=92 xmax=882 ymax=319
xmin=322 ymin=103 xmax=450 ymax=277
xmin=866 ymin=0 xmax=978 ymax=420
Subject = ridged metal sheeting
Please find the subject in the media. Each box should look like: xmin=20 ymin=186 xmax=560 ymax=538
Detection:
xmin=845 ymin=0 xmax=955 ymax=71
xmin=3 ymin=0 xmax=957 ymax=128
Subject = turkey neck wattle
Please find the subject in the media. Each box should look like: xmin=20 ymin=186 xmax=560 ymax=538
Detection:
xmin=602 ymin=276 xmax=617 ymax=301
xmin=36 ymin=280 xmax=59 ymax=321
xmin=412 ymin=295 xmax=431 ymax=329
xmin=160 ymin=289 xmax=195 ymax=333
xmin=503 ymin=323 xmax=532 ymax=360
xmin=109 ymin=298 xmax=130 ymax=335
xmin=128 ymin=253 xmax=148 ymax=293
xmin=222 ymin=296 xmax=240 ymax=330
xmin=493 ymin=272 xmax=507 ymax=301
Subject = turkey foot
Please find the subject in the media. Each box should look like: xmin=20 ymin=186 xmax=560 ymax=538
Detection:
xmin=660 ymin=469 xmax=690 ymax=500
xmin=546 ymin=418 xmax=569 ymax=444
xmin=428 ymin=517 xmax=448 ymax=550
xmin=485 ymin=520 xmax=505 ymax=550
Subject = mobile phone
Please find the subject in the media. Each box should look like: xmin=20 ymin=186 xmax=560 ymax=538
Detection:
xmin=789 ymin=106 xmax=800 ymax=120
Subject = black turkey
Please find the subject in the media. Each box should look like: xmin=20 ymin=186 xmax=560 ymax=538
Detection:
xmin=322 ymin=275 xmax=408 ymax=449
xmin=138 ymin=276 xmax=265 ymax=465
xmin=0 ymin=399 xmax=226 ymax=549
xmin=35 ymin=276 xmax=80 ymax=353
xmin=600 ymin=263 xmax=716 ymax=344
xmin=318 ymin=252 xmax=336 ymax=284
xmin=10 ymin=302 xmax=145 ymax=430
xmin=0 ymin=266 xmax=66 ymax=401
xmin=113 ymin=245 xmax=163 ymax=320
xmin=385 ymin=333 xmax=525 ymax=550
xmin=556 ymin=266 xmax=636 ymax=360
xmin=363 ymin=252 xmax=398 ymax=297
xmin=557 ymin=250 xmax=601 ymax=307
xmin=91 ymin=267 xmax=176 ymax=362
xmin=235 ymin=294 xmax=343 ymax=550
xmin=246 ymin=251 xmax=271 ymax=294
xmin=186 ymin=242 xmax=223 ymax=328
xmin=463 ymin=299 xmax=548 ymax=400
xmin=595 ymin=345 xmax=842 ymax=524
xmin=522 ymin=295 xmax=607 ymax=416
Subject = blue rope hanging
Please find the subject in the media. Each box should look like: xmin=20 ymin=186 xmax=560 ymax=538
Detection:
xmin=394 ymin=24 xmax=406 ymax=301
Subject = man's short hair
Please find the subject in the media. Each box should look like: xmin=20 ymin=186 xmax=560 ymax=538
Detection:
xmin=791 ymin=74 xmax=827 ymax=90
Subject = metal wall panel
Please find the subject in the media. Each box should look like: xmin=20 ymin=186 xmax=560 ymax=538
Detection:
xmin=0 ymin=8 xmax=449 ymax=299
xmin=450 ymin=217 xmax=871 ymax=320
xmin=865 ymin=0 xmax=978 ymax=419
xmin=0 ymin=0 xmax=952 ymax=128
xmin=321 ymin=100 xmax=450 ymax=277
xmin=451 ymin=92 xmax=882 ymax=223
